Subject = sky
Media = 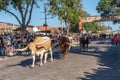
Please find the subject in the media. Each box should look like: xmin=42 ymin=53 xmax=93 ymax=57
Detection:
xmin=82 ymin=0 xmax=120 ymax=31
xmin=0 ymin=0 xmax=119 ymax=31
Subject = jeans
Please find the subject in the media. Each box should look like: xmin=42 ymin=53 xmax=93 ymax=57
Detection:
xmin=0 ymin=46 xmax=5 ymax=56
xmin=115 ymin=41 xmax=118 ymax=46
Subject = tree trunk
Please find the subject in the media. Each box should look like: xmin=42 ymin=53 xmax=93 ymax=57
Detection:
xmin=21 ymin=25 xmax=26 ymax=48
xmin=67 ymin=23 xmax=70 ymax=35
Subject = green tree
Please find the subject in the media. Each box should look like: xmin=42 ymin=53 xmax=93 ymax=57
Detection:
xmin=96 ymin=0 xmax=120 ymax=22
xmin=0 ymin=0 xmax=8 ymax=9
xmin=48 ymin=0 xmax=87 ymax=34
xmin=0 ymin=0 xmax=41 ymax=37
xmin=83 ymin=22 xmax=107 ymax=33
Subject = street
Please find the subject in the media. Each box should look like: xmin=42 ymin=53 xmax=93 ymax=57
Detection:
xmin=0 ymin=39 xmax=120 ymax=80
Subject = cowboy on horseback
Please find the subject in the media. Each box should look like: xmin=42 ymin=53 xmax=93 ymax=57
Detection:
xmin=79 ymin=33 xmax=90 ymax=52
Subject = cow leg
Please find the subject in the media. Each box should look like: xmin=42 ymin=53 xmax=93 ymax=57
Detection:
xmin=31 ymin=55 xmax=35 ymax=68
xmin=49 ymin=48 xmax=53 ymax=62
xmin=68 ymin=45 xmax=71 ymax=53
xmin=44 ymin=52 xmax=48 ymax=64
xmin=62 ymin=50 xmax=67 ymax=59
xmin=39 ymin=52 xmax=44 ymax=66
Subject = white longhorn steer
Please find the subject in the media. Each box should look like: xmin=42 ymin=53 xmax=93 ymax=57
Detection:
xmin=15 ymin=36 xmax=53 ymax=68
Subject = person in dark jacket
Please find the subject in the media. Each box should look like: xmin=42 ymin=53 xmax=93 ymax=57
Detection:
xmin=0 ymin=36 xmax=5 ymax=57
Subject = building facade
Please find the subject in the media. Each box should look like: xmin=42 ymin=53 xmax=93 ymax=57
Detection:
xmin=0 ymin=22 xmax=19 ymax=34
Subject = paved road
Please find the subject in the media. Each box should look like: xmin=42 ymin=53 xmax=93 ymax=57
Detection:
xmin=0 ymin=39 xmax=120 ymax=80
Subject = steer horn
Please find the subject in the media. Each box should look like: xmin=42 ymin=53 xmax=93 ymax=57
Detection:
xmin=15 ymin=45 xmax=29 ymax=52
xmin=66 ymin=42 xmax=79 ymax=47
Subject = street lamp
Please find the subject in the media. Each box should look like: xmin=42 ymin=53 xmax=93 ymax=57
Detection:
xmin=43 ymin=3 xmax=48 ymax=36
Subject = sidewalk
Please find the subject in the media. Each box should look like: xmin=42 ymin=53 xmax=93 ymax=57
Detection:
xmin=0 ymin=56 xmax=17 ymax=61
xmin=0 ymin=51 xmax=30 ymax=61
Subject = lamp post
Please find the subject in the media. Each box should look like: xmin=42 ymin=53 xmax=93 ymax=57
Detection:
xmin=43 ymin=3 xmax=48 ymax=36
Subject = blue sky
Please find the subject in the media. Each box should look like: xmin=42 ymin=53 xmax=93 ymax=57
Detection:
xmin=0 ymin=0 xmax=119 ymax=31
xmin=82 ymin=0 xmax=100 ymax=16
xmin=82 ymin=0 xmax=120 ymax=31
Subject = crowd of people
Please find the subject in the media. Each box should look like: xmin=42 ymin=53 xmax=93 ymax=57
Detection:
xmin=0 ymin=31 xmax=93 ymax=58
xmin=0 ymin=30 xmax=119 ymax=58
xmin=0 ymin=32 xmax=35 ymax=58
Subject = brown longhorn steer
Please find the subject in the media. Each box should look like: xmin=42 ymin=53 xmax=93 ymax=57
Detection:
xmin=15 ymin=37 xmax=53 ymax=68
xmin=59 ymin=36 xmax=71 ymax=59
xmin=58 ymin=36 xmax=79 ymax=59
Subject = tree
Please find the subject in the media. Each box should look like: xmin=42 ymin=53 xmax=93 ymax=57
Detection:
xmin=96 ymin=0 xmax=120 ymax=22
xmin=0 ymin=0 xmax=41 ymax=37
xmin=83 ymin=22 xmax=107 ymax=33
xmin=0 ymin=0 xmax=8 ymax=9
xmin=48 ymin=0 xmax=87 ymax=34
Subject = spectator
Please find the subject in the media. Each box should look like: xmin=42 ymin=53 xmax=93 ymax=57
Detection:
xmin=114 ymin=34 xmax=119 ymax=46
xmin=0 ymin=36 xmax=5 ymax=57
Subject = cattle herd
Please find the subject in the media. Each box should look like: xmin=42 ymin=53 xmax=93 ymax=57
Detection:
xmin=15 ymin=35 xmax=89 ymax=68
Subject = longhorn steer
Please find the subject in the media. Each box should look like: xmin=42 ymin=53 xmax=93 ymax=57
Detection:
xmin=15 ymin=36 xmax=53 ymax=68
xmin=59 ymin=36 xmax=80 ymax=59
xmin=59 ymin=36 xmax=70 ymax=59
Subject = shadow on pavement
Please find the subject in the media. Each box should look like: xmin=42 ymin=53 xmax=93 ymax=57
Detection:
xmin=4 ymin=39 xmax=120 ymax=79
xmin=5 ymin=50 xmax=63 ymax=68
xmin=75 ymin=40 xmax=120 ymax=80
xmin=96 ymin=41 xmax=111 ymax=45
xmin=5 ymin=57 xmax=36 ymax=68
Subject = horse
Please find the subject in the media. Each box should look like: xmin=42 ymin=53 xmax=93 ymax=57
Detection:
xmin=79 ymin=34 xmax=90 ymax=51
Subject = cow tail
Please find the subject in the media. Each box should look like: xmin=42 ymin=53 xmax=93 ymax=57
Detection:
xmin=15 ymin=45 xmax=29 ymax=52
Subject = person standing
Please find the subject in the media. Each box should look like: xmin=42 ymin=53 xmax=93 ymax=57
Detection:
xmin=114 ymin=34 xmax=119 ymax=46
xmin=0 ymin=35 xmax=5 ymax=58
